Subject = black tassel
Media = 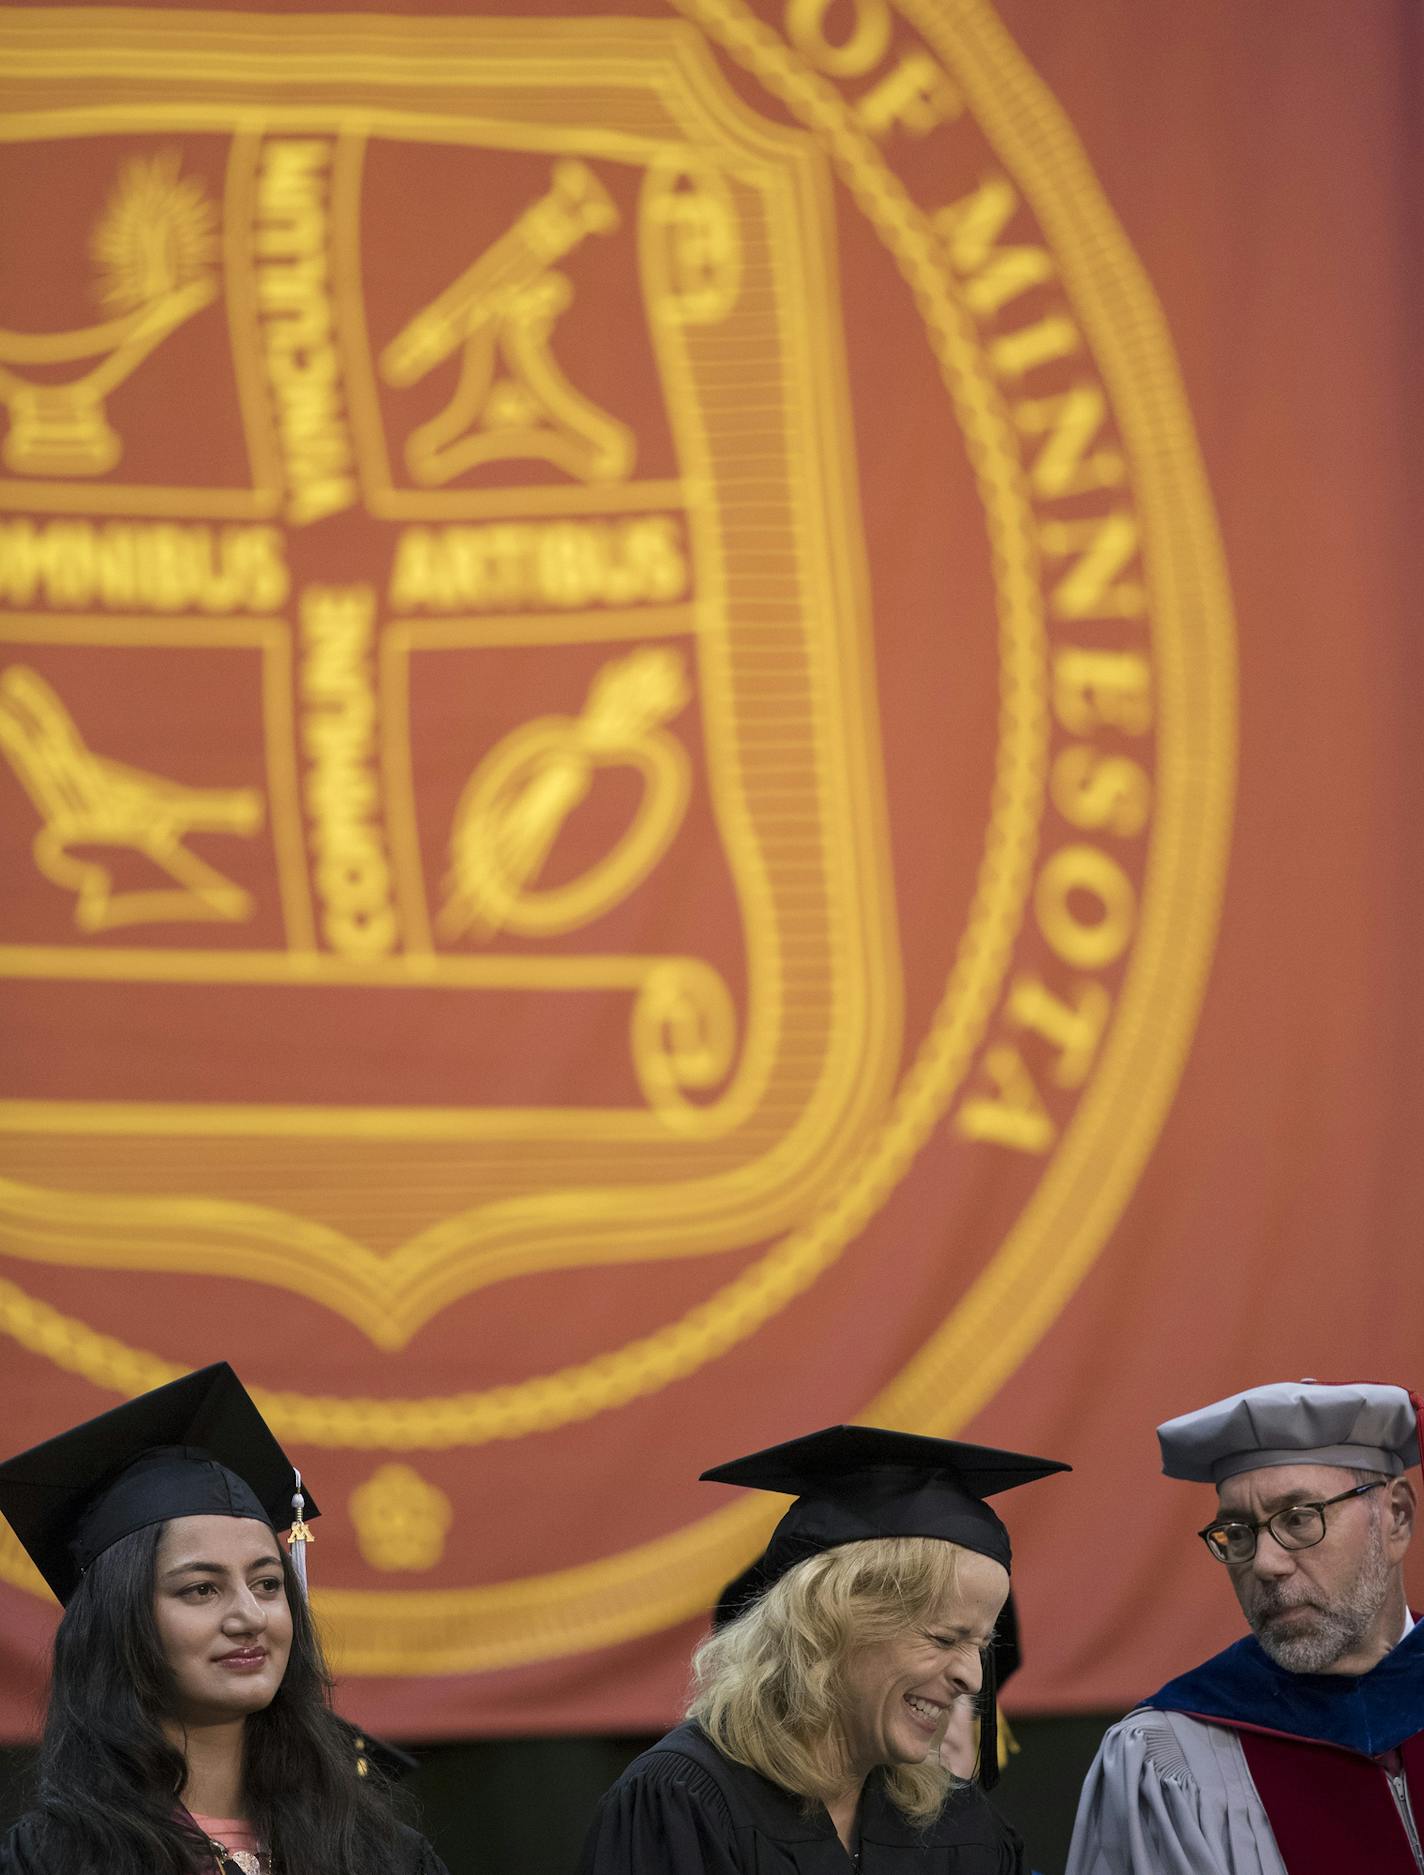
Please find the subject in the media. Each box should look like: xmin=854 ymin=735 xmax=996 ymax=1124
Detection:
xmin=977 ymin=1642 xmax=999 ymax=1790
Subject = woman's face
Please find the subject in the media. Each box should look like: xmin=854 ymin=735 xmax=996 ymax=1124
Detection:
xmin=838 ymin=1550 xmax=1010 ymax=1783
xmin=153 ymin=1515 xmax=293 ymax=1726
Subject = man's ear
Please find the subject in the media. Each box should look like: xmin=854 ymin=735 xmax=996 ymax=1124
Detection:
xmin=1384 ymin=1477 xmax=1416 ymax=1558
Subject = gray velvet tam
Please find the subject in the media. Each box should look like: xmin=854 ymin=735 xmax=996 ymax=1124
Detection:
xmin=1157 ymin=1380 xmax=1421 ymax=1485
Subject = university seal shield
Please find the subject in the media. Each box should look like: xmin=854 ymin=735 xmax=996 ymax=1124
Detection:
xmin=0 ymin=0 xmax=1234 ymax=1685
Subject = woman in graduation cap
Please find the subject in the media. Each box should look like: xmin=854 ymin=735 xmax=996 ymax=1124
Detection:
xmin=0 ymin=1363 xmax=448 ymax=1875
xmin=579 ymin=1425 xmax=1068 ymax=1875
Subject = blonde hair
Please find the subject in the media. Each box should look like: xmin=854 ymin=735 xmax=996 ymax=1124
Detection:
xmin=688 ymin=1537 xmax=970 ymax=1824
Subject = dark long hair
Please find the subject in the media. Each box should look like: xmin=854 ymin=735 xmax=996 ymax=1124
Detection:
xmin=24 ymin=1522 xmax=405 ymax=1874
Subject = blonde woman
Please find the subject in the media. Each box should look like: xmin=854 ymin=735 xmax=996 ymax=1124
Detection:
xmin=579 ymin=1426 xmax=1067 ymax=1875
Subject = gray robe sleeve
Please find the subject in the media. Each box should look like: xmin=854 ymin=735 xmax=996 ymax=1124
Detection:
xmin=1064 ymin=1708 xmax=1288 ymax=1875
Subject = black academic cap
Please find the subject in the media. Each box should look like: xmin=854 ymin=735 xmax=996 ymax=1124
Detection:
xmin=0 ymin=1362 xmax=318 ymax=1605
xmin=705 ymin=1425 xmax=1068 ymax=1626
xmin=706 ymin=1429 xmax=1063 ymax=1789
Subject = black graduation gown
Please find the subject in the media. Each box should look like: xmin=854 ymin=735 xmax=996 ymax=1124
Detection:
xmin=0 ymin=1814 xmax=450 ymax=1874
xmin=579 ymin=1722 xmax=1024 ymax=1875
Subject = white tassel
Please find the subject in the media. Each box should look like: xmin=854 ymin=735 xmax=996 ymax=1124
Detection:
xmin=287 ymin=1467 xmax=312 ymax=1595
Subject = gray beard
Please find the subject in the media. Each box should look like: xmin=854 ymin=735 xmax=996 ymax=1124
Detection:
xmin=1250 ymin=1516 xmax=1391 ymax=1673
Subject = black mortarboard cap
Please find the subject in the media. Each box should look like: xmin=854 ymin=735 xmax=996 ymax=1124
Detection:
xmin=0 ymin=1362 xmax=318 ymax=1605
xmin=705 ymin=1424 xmax=1068 ymax=1623
xmin=705 ymin=1427 xmax=1063 ymax=1788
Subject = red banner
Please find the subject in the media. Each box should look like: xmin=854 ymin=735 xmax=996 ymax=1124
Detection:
xmin=0 ymin=0 xmax=1418 ymax=1737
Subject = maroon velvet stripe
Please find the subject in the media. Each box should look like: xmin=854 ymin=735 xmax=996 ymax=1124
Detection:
xmin=1239 ymin=1729 xmax=1424 ymax=1874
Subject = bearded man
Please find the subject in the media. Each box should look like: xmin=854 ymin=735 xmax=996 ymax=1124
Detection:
xmin=1066 ymin=1380 xmax=1424 ymax=1875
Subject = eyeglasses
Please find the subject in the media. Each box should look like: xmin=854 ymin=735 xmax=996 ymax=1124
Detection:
xmin=1198 ymin=1481 xmax=1383 ymax=1564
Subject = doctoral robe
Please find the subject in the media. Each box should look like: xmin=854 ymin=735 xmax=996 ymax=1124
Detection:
xmin=1065 ymin=1622 xmax=1424 ymax=1875
xmin=579 ymin=1720 xmax=1023 ymax=1874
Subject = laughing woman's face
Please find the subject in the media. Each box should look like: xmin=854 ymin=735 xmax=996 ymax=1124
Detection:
xmin=837 ymin=1550 xmax=1009 ymax=1783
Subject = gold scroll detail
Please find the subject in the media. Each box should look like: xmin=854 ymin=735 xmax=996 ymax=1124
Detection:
xmin=641 ymin=155 xmax=742 ymax=327
xmin=631 ymin=957 xmax=738 ymax=1132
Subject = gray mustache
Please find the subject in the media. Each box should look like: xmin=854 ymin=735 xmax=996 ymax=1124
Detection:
xmin=1256 ymin=1595 xmax=1318 ymax=1618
